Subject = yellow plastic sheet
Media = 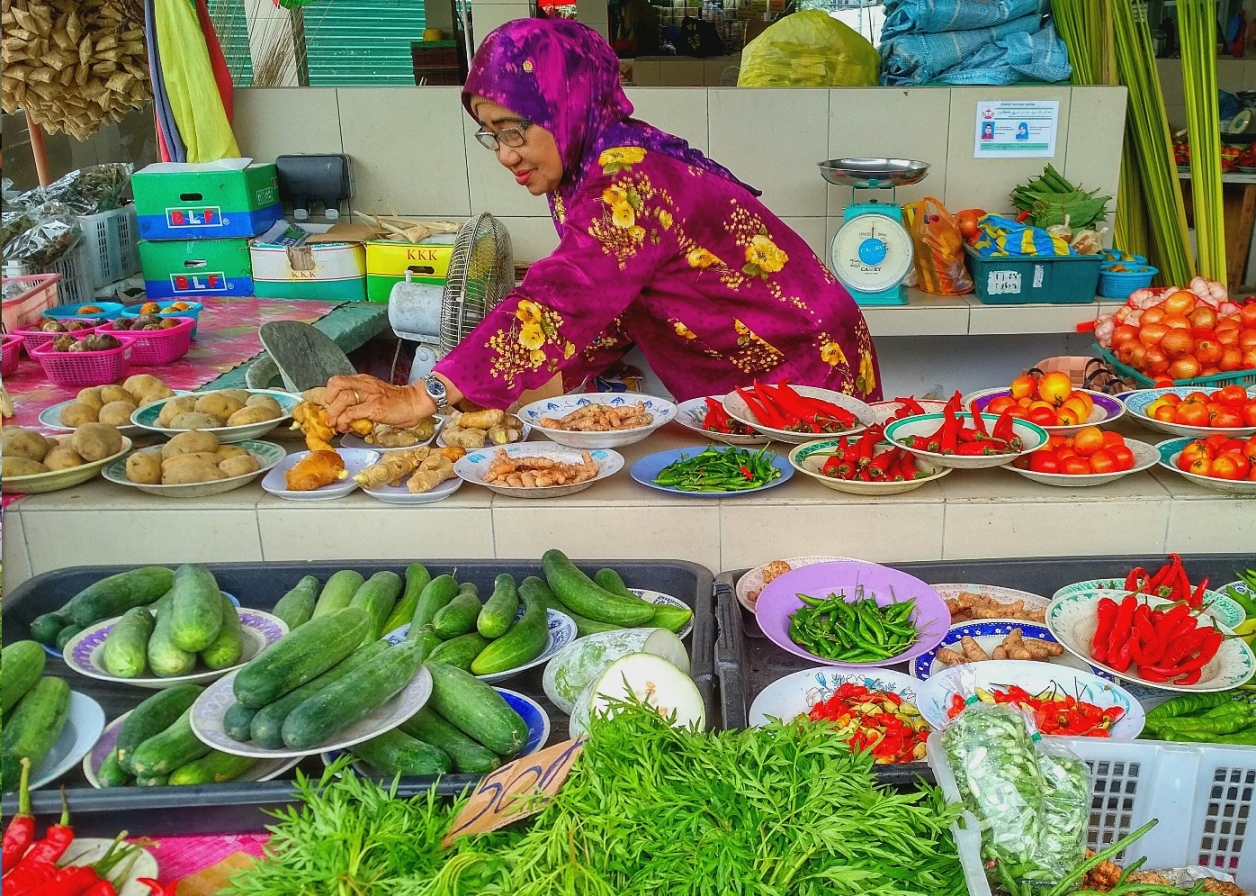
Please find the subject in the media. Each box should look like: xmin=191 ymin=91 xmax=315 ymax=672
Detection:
xmin=738 ymin=11 xmax=880 ymax=88
xmin=155 ymin=0 xmax=240 ymax=162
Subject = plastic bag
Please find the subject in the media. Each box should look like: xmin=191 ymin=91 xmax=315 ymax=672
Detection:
xmin=738 ymin=11 xmax=880 ymax=88
xmin=3 ymin=215 xmax=82 ymax=268
xmin=17 ymin=164 xmax=134 ymax=216
xmin=903 ymin=197 xmax=973 ymax=295
xmin=971 ymin=214 xmax=1075 ymax=257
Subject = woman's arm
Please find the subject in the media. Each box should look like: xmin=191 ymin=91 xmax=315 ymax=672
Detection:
xmin=325 ymin=371 xmax=466 ymax=431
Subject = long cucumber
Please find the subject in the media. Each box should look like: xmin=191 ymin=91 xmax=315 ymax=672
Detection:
xmin=542 ymin=550 xmax=655 ymax=626
xmin=382 ymin=564 xmax=431 ymax=636
xmin=272 ymin=576 xmax=319 ymax=630
xmin=233 ymin=607 xmax=370 ymax=708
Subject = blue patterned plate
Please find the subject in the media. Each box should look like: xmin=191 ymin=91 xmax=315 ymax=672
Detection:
xmin=909 ymin=620 xmax=1109 ymax=681
xmin=385 ymin=608 xmax=576 ymax=684
xmin=1053 ymin=578 xmax=1245 ymax=629
xmin=518 ymin=392 xmax=677 ymax=450
xmin=630 ymin=446 xmax=793 ymax=496
xmin=749 ymin=666 xmax=924 ymax=727
xmin=454 ymin=443 xmax=623 ymax=498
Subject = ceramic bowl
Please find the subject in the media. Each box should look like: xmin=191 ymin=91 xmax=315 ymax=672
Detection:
xmin=674 ymin=395 xmax=770 ymax=446
xmin=1124 ymin=386 xmax=1256 ymax=440
xmin=454 ymin=443 xmax=623 ymax=498
xmin=131 ymin=389 xmax=299 ymax=443
xmin=1156 ymin=436 xmax=1256 ymax=496
xmin=721 ymin=386 xmax=876 ymax=445
xmin=517 ymin=392 xmax=677 ymax=449
xmin=884 ymin=413 xmax=1048 ymax=470
xmin=788 ymin=438 xmax=950 ymax=495
xmin=963 ymin=387 xmax=1126 ymax=435
xmin=748 ymin=666 xmax=925 ymax=728
xmin=908 ymin=619 xmax=1108 ymax=680
xmin=102 ymin=440 xmax=285 ymax=498
xmin=1052 ymin=578 xmax=1245 ymax=629
xmin=260 ymin=448 xmax=381 ymax=502
xmin=1 ymin=435 xmax=132 ymax=495
xmin=1005 ymin=438 xmax=1160 ymax=487
xmin=384 ymin=609 xmax=576 ymax=684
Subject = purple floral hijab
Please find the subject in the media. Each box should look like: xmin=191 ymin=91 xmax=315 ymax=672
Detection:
xmin=463 ymin=19 xmax=759 ymax=215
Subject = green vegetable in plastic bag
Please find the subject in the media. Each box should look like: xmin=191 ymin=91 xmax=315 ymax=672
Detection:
xmin=738 ymin=11 xmax=880 ymax=88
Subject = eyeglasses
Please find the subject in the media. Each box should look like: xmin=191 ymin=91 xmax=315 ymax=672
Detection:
xmin=474 ymin=120 xmax=533 ymax=151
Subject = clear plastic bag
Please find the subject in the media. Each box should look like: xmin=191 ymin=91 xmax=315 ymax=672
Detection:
xmin=737 ymin=11 xmax=880 ymax=88
xmin=903 ymin=197 xmax=974 ymax=295
xmin=17 ymin=163 xmax=133 ymax=216
xmin=3 ymin=214 xmax=82 ymax=268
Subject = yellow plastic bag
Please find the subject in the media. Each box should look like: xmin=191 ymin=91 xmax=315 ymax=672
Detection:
xmin=737 ymin=11 xmax=880 ymax=88
xmin=903 ymin=197 xmax=974 ymax=296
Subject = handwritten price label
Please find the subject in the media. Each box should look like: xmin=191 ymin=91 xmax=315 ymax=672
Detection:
xmin=442 ymin=737 xmax=586 ymax=847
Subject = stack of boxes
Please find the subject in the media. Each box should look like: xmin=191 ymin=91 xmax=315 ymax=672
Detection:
xmin=131 ymin=162 xmax=284 ymax=300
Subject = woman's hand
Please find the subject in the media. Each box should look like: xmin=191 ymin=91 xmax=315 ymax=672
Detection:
xmin=324 ymin=375 xmax=431 ymax=432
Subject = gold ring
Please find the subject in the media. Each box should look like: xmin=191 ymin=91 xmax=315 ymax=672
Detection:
xmin=354 ymin=390 xmax=361 ymax=404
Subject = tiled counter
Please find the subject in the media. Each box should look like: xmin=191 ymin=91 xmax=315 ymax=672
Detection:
xmin=3 ymin=424 xmax=1252 ymax=590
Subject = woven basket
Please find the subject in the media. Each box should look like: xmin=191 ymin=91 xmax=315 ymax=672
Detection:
xmin=104 ymin=317 xmax=194 ymax=366
xmin=1 ymin=274 xmax=61 ymax=331
xmin=30 ymin=340 xmax=131 ymax=387
xmin=1031 ymin=356 xmax=1135 ymax=396
xmin=11 ymin=320 xmax=107 ymax=357
xmin=1 ymin=334 xmax=21 ymax=376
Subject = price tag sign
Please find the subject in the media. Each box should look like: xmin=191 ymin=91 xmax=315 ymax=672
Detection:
xmin=442 ymin=737 xmax=586 ymax=847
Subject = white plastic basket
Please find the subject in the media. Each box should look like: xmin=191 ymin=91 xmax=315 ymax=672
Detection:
xmin=928 ymin=732 xmax=1256 ymax=893
xmin=80 ymin=206 xmax=140 ymax=288
xmin=4 ymin=240 xmax=94 ymax=307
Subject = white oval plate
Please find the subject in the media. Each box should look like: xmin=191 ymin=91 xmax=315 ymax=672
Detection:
xmin=1156 ymin=437 xmax=1256 ymax=496
xmin=722 ymin=386 xmax=876 ymax=445
xmin=1046 ymin=590 xmax=1256 ymax=693
xmin=362 ymin=474 xmax=464 ymax=505
xmin=59 ymin=838 xmax=157 ymax=896
xmin=884 ymin=413 xmax=1048 ymax=469
xmin=82 ymin=710 xmax=299 ymax=788
xmin=962 ymin=387 xmax=1127 ymax=435
xmin=907 ymin=619 xmax=1106 ymax=680
xmin=130 ymin=389 xmax=299 ymax=443
xmin=40 ymin=401 xmax=145 ymax=437
xmin=517 ymin=392 xmax=677 ymax=450
xmin=102 ymin=440 xmax=286 ymax=498
xmin=385 ymin=609 xmax=577 ymax=684
xmin=736 ymin=555 xmax=859 ymax=613
xmin=190 ymin=664 xmax=434 ymax=759
xmin=788 ymin=438 xmax=951 ymax=496
xmin=454 ymin=443 xmax=624 ymax=498
xmin=674 ymin=396 xmax=771 ymax=446
xmin=916 ymin=659 xmax=1145 ymax=738
xmin=1 ymin=435 xmax=133 ymax=495
xmin=1053 ymin=579 xmax=1245 ymax=629
xmin=21 ymin=691 xmax=105 ymax=792
xmin=260 ymin=448 xmax=381 ymax=502
xmin=1005 ymin=438 xmax=1160 ymax=487
xmin=871 ymin=399 xmax=950 ymax=426
xmin=1125 ymin=386 xmax=1256 ymax=439
xmin=748 ymin=665 xmax=924 ymax=727
xmin=934 ymin=583 xmax=1050 ymax=621
xmin=340 ymin=417 xmax=443 ymax=452
xmin=63 ymin=609 xmax=288 ymax=689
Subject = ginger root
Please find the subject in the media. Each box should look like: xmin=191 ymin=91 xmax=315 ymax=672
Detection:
xmin=457 ymin=408 xmax=506 ymax=430
xmin=285 ymin=450 xmax=347 ymax=491
xmin=354 ymin=447 xmax=432 ymax=489
xmin=407 ymin=454 xmax=456 ymax=494
xmin=291 ymin=401 xmax=336 ymax=453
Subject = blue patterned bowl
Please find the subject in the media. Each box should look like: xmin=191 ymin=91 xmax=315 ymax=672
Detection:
xmin=517 ymin=392 xmax=677 ymax=449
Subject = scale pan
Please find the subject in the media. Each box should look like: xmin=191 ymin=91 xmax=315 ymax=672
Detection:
xmin=818 ymin=158 xmax=930 ymax=188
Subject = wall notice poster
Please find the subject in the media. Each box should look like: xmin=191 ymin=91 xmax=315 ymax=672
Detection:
xmin=974 ymin=100 xmax=1059 ymax=158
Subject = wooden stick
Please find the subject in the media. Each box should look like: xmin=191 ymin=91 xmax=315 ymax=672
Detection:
xmin=27 ymin=117 xmax=51 ymax=187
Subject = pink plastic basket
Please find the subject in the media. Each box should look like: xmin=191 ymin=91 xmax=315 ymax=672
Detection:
xmin=1 ymin=274 xmax=61 ymax=331
xmin=30 ymin=339 xmax=131 ymax=387
xmin=103 ymin=317 xmax=194 ymax=366
xmin=10 ymin=320 xmax=107 ymax=357
xmin=1 ymin=334 xmax=21 ymax=376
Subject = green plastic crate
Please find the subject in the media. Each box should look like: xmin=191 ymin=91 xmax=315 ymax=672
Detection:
xmin=965 ymin=245 xmax=1102 ymax=305
xmin=1093 ymin=344 xmax=1256 ymax=389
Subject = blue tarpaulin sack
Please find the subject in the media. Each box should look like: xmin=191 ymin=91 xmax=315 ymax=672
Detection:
xmin=937 ymin=23 xmax=1073 ymax=85
xmin=882 ymin=0 xmax=1046 ymax=40
xmin=971 ymin=215 xmax=1076 ymax=258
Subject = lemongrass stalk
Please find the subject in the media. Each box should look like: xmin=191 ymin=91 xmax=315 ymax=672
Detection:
xmin=1181 ymin=0 xmax=1226 ymax=280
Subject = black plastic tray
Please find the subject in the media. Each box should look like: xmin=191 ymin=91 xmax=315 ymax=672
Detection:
xmin=715 ymin=553 xmax=1256 ymax=787
xmin=1 ymin=558 xmax=714 ymax=837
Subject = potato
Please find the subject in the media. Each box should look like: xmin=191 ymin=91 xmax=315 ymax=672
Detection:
xmin=122 ymin=375 xmax=171 ymax=401
xmin=125 ymin=450 xmax=163 ymax=484
xmin=170 ymin=412 xmax=227 ymax=431
xmin=43 ymin=444 xmax=85 ymax=470
xmin=100 ymin=385 xmax=134 ymax=405
xmin=219 ymin=389 xmax=251 ymax=405
xmin=226 ymin=405 xmax=279 ymax=427
xmin=2 ymin=428 xmax=52 ymax=462
xmin=69 ymin=423 xmax=124 ymax=462
xmin=162 ymin=452 xmax=223 ymax=470
xmin=215 ymin=445 xmax=251 ymax=462
xmin=194 ymin=393 xmax=244 ymax=422
xmin=2 ymin=457 xmax=49 ymax=477
xmin=157 ymin=396 xmax=197 ymax=427
xmin=161 ymin=460 xmax=227 ymax=485
xmin=245 ymin=394 xmax=284 ymax=413
xmin=218 ymin=454 xmax=260 ymax=477
xmin=98 ymin=401 xmax=138 ymax=426
xmin=139 ymin=391 xmax=175 ymax=408
xmin=59 ymin=401 xmax=99 ymax=427
xmin=161 ymin=430 xmax=221 ymax=460
xmin=76 ymin=387 xmax=106 ymax=411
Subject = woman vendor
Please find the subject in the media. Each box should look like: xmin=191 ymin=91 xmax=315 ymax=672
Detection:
xmin=326 ymin=19 xmax=879 ymax=429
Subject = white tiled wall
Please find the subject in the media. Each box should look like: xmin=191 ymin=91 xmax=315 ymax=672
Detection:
xmin=234 ymin=84 xmax=1126 ymax=262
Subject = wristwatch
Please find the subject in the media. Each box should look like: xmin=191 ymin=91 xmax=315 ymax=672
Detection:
xmin=422 ymin=375 xmax=448 ymax=413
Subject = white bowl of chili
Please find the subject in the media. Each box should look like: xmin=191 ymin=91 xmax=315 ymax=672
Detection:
xmin=788 ymin=438 xmax=951 ymax=495
xmin=884 ymin=413 xmax=1048 ymax=470
xmin=721 ymin=385 xmax=876 ymax=445
xmin=675 ymin=396 xmax=771 ymax=446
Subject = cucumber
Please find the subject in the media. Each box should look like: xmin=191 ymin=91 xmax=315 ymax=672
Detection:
xmin=282 ymin=639 xmax=429 ymax=751
xmin=407 ymin=575 xmax=459 ymax=638
xmin=168 ymin=751 xmax=256 ymax=785
xmin=136 ymin=774 xmax=169 ymax=787
xmin=350 ymin=729 xmax=451 ymax=777
xmin=1 ymin=641 xmax=46 ymax=713
xmin=471 ymin=585 xmax=547 ymax=676
xmin=427 ymin=632 xmax=490 ymax=671
xmin=130 ymin=708 xmax=213 ymax=777
xmin=115 ymin=685 xmax=204 ymax=773
xmin=313 ymin=570 xmax=365 ymax=618
xmin=102 ymin=608 xmax=154 ymax=679
xmin=96 ymin=748 xmax=130 ymax=788
xmin=29 ymin=612 xmax=69 ymax=647
xmin=55 ymin=625 xmax=83 ymax=650
xmin=248 ymin=641 xmax=392 ymax=749
xmin=233 ymin=606 xmax=371 ymax=709
xmin=477 ymin=574 xmax=519 ymax=639
xmin=458 ymin=581 xmax=480 ymax=598
xmin=64 ymin=566 xmax=176 ymax=627
xmin=271 ymin=576 xmax=319 ymax=630
xmin=594 ymin=568 xmax=634 ymax=598
xmin=542 ymin=550 xmax=656 ymax=626
xmin=521 ymin=576 xmax=620 ymax=636
xmin=401 ymin=706 xmax=502 ymax=773
xmin=382 ymin=564 xmax=431 ymax=637
xmin=169 ymin=564 xmax=223 ymax=652
xmin=201 ymin=592 xmax=244 ymax=670
xmin=645 ymin=603 xmax=693 ymax=634
xmin=569 ymin=653 xmax=704 ymax=739
xmin=222 ymin=702 xmax=258 ymax=743
xmin=351 ymin=571 xmax=405 ymax=642
xmin=432 ymin=591 xmax=482 ymax=639
xmin=1 ymin=677 xmax=71 ymax=791
xmin=148 ymin=595 xmax=197 ymax=678
xmin=424 ymin=661 xmax=528 ymax=757
xmin=542 ymin=628 xmax=690 ymax=714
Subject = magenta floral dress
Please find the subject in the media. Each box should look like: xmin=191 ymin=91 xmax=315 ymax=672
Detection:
xmin=435 ymin=20 xmax=880 ymax=406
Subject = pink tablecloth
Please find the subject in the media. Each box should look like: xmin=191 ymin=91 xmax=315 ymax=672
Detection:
xmin=136 ymin=834 xmax=270 ymax=885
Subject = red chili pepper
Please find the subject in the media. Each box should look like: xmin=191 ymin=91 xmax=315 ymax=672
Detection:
xmin=1135 ymin=614 xmax=1165 ymax=665
xmin=735 ymin=386 xmax=780 ymax=429
xmin=955 ymin=441 xmax=1000 ymax=456
xmin=1160 ymin=625 xmax=1212 ymax=667
xmin=1109 ymin=639 xmax=1135 ymax=673
xmin=750 ymin=381 xmax=793 ymax=429
xmin=27 ymin=836 xmax=137 ymax=896
xmin=1190 ymin=577 xmax=1210 ymax=609
xmin=1143 ymin=563 xmax=1171 ymax=595
xmin=969 ymin=400 xmax=988 ymax=436
xmin=939 ymin=405 xmax=960 ymax=454
xmin=80 ymin=882 xmax=118 ymax=896
xmin=944 ymin=390 xmax=964 ymax=414
xmin=3 ymin=758 xmax=36 ymax=870
xmin=4 ymin=860 xmax=60 ymax=896
xmin=18 ymin=787 xmax=74 ymax=868
xmin=895 ymin=396 xmax=926 ymax=416
xmin=895 ymin=451 xmax=918 ymax=481
xmin=136 ymin=880 xmax=177 ymax=896
xmin=1016 ymin=209 xmax=1032 ymax=223
xmin=866 ymin=450 xmax=898 ymax=479
xmin=1090 ymin=597 xmax=1119 ymax=664
xmin=1173 ymin=669 xmax=1203 ymax=686
xmin=1125 ymin=567 xmax=1150 ymax=593
xmin=992 ymin=411 xmax=1016 ymax=443
xmin=1106 ymin=595 xmax=1138 ymax=663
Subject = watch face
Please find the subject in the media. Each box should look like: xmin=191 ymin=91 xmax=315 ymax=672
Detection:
xmin=427 ymin=378 xmax=447 ymax=402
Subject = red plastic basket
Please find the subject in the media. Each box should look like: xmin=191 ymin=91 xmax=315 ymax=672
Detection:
xmin=30 ymin=339 xmax=131 ymax=387
xmin=1 ymin=274 xmax=61 ymax=331
xmin=1 ymin=334 xmax=21 ymax=376
xmin=10 ymin=320 xmax=107 ymax=357
xmin=103 ymin=317 xmax=193 ymax=366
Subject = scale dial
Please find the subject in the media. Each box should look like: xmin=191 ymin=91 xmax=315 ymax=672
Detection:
xmin=830 ymin=213 xmax=914 ymax=294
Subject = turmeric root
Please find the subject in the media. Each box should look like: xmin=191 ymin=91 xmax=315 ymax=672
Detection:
xmin=458 ymin=408 xmax=506 ymax=430
xmin=354 ymin=447 xmax=432 ymax=488
xmin=935 ymin=647 xmax=970 ymax=666
xmin=291 ymin=401 xmax=337 ymax=453
xmin=959 ymin=636 xmax=991 ymax=662
xmin=285 ymin=450 xmax=347 ymax=491
xmin=407 ymin=454 xmax=456 ymax=493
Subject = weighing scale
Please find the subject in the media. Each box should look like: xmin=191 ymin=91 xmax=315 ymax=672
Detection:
xmin=818 ymin=158 xmax=930 ymax=306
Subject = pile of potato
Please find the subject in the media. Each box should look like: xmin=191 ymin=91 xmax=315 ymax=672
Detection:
xmin=126 ymin=431 xmax=261 ymax=486
xmin=2 ymin=422 xmax=124 ymax=477
xmin=153 ymin=390 xmax=285 ymax=431
xmin=60 ymin=374 xmax=175 ymax=428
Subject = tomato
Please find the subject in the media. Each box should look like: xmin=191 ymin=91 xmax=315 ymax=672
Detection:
xmin=1061 ymin=396 xmax=1090 ymax=423
xmin=1028 ymin=451 xmax=1060 ymax=474
xmin=1010 ymin=374 xmax=1037 ymax=400
xmin=987 ymin=396 xmax=1017 ymax=415
xmin=1056 ymin=446 xmax=1079 ymax=461
xmin=956 ymin=209 xmax=984 ymax=243
xmin=1175 ymin=402 xmax=1210 ymax=428
xmin=1055 ymin=406 xmax=1083 ymax=426
xmin=1072 ymin=426 xmax=1105 ymax=457
xmin=1101 ymin=430 xmax=1126 ymax=449
xmin=1243 ymin=437 xmax=1256 ymax=464
xmin=1205 ymin=433 xmax=1232 ymax=451
xmin=1211 ymin=453 xmax=1245 ymax=480
xmin=1216 ymin=385 xmax=1249 ymax=406
xmin=1212 ymin=408 xmax=1245 ymax=428
xmin=1245 ymin=403 xmax=1256 ymax=426
xmin=1108 ymin=444 xmax=1136 ymax=471
xmin=1048 ymin=434 xmax=1068 ymax=450
xmin=1005 ymin=405 xmax=1029 ymax=419
xmin=1186 ymin=455 xmax=1214 ymax=477
xmin=1185 ymin=391 xmax=1212 ymax=404
xmin=1153 ymin=404 xmax=1177 ymax=422
xmin=1218 ymin=439 xmax=1248 ymax=455
xmin=1061 ymin=456 xmax=1092 ymax=475
xmin=1228 ymin=452 xmax=1252 ymax=479
xmin=1038 ymin=372 xmax=1073 ymax=406
xmin=1088 ymin=449 xmax=1117 ymax=475
xmin=1029 ymin=406 xmax=1057 ymax=427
